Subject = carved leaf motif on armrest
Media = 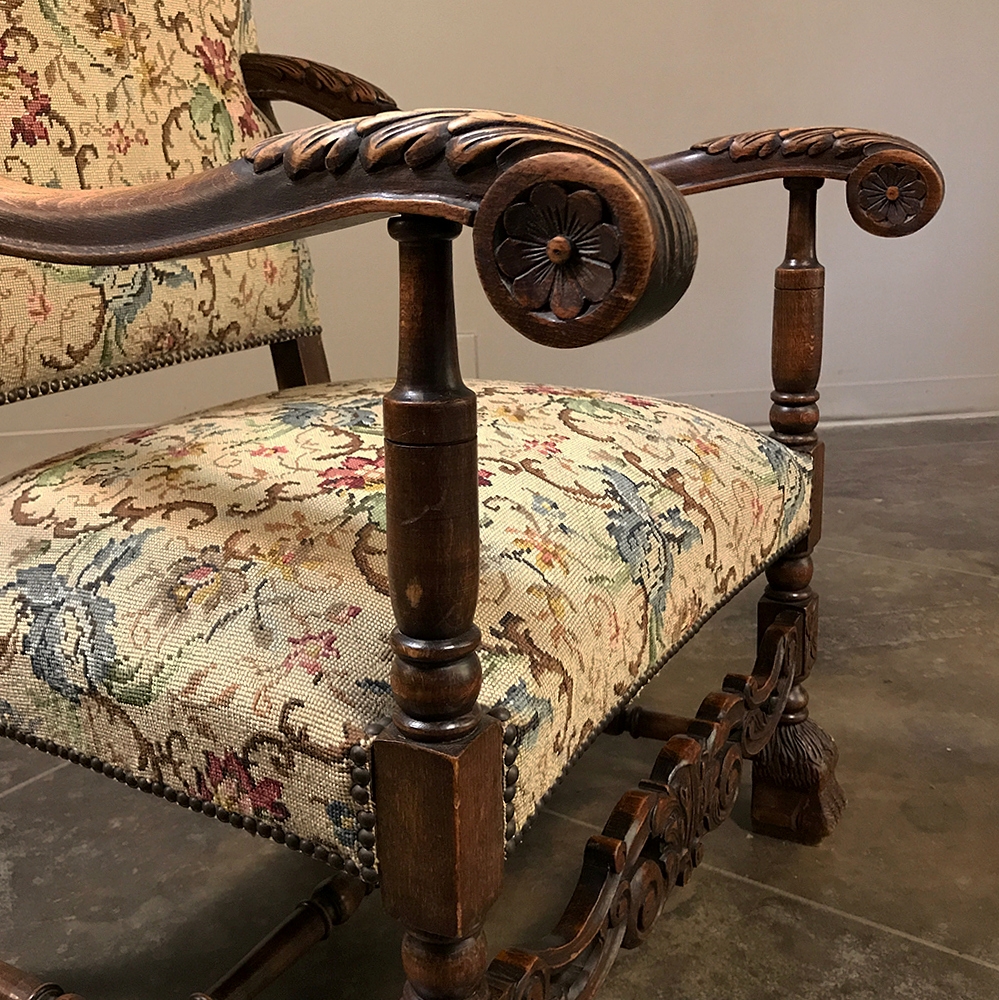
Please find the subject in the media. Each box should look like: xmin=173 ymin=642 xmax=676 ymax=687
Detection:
xmin=648 ymin=126 xmax=944 ymax=237
xmin=247 ymin=109 xmax=698 ymax=347
xmin=240 ymin=52 xmax=397 ymax=118
xmin=692 ymin=126 xmax=927 ymax=162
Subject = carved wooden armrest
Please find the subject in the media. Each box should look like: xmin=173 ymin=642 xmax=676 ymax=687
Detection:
xmin=647 ymin=127 xmax=944 ymax=236
xmin=0 ymin=110 xmax=697 ymax=348
xmin=240 ymin=52 xmax=398 ymax=120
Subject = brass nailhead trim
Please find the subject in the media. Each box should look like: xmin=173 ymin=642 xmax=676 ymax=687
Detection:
xmin=347 ymin=716 xmax=391 ymax=887
xmin=0 ymin=718 xmax=347 ymax=868
xmin=0 ymin=327 xmax=322 ymax=407
xmin=487 ymin=705 xmax=521 ymax=846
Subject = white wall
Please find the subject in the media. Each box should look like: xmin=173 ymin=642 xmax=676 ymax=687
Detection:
xmin=257 ymin=0 xmax=999 ymax=423
xmin=2 ymin=0 xmax=995 ymax=472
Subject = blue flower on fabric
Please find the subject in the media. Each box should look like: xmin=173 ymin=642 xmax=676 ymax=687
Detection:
xmin=756 ymin=436 xmax=807 ymax=534
xmin=275 ymin=401 xmax=327 ymax=428
xmin=4 ymin=532 xmax=158 ymax=704
xmin=9 ymin=565 xmax=117 ymax=703
xmin=493 ymin=678 xmax=553 ymax=752
xmin=602 ymin=468 xmax=701 ymax=621
xmin=531 ymin=493 xmax=572 ymax=535
xmin=91 ymin=263 xmax=195 ymax=343
xmin=326 ymin=799 xmax=358 ymax=847
xmin=331 ymin=399 xmax=381 ymax=429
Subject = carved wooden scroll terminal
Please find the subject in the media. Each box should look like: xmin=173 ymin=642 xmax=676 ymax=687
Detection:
xmin=647 ymin=126 xmax=943 ymax=237
xmin=240 ymin=52 xmax=397 ymax=120
xmin=0 ymin=110 xmax=696 ymax=350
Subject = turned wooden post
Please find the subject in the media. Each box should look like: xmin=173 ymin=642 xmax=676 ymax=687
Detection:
xmin=751 ymin=178 xmax=846 ymax=845
xmin=372 ymin=215 xmax=504 ymax=1000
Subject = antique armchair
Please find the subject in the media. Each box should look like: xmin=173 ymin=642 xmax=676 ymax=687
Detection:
xmin=0 ymin=2 xmax=944 ymax=999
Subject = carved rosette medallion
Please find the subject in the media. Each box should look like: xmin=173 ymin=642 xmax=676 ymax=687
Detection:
xmin=687 ymin=127 xmax=943 ymax=238
xmin=856 ymin=162 xmax=927 ymax=227
xmin=494 ymin=182 xmax=621 ymax=321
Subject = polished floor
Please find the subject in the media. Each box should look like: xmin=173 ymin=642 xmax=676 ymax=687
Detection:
xmin=1 ymin=415 xmax=997 ymax=999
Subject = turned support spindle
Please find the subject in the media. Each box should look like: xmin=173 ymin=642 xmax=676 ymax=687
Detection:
xmin=373 ymin=215 xmax=504 ymax=1000
xmin=753 ymin=178 xmax=845 ymax=844
xmin=762 ymin=177 xmax=824 ymax=672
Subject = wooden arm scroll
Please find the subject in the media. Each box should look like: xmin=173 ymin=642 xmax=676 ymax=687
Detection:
xmin=247 ymin=109 xmax=698 ymax=347
xmin=240 ymin=52 xmax=397 ymax=120
xmin=647 ymin=127 xmax=944 ymax=237
xmin=0 ymin=110 xmax=697 ymax=350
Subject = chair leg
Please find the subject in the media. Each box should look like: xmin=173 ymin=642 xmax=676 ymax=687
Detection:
xmin=486 ymin=613 xmax=802 ymax=1000
xmin=0 ymin=873 xmax=367 ymax=1000
xmin=751 ymin=549 xmax=846 ymax=845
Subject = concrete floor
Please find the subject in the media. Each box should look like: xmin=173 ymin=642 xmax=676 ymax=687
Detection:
xmin=1 ymin=415 xmax=997 ymax=999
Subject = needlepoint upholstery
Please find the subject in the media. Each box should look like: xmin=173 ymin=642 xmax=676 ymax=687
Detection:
xmin=0 ymin=0 xmax=318 ymax=400
xmin=0 ymin=380 xmax=811 ymax=867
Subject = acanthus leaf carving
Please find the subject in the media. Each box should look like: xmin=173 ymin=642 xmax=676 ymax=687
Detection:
xmin=245 ymin=109 xmax=698 ymax=349
xmin=246 ymin=109 xmax=633 ymax=183
xmin=693 ymin=126 xmax=927 ymax=162
xmin=239 ymin=53 xmax=396 ymax=114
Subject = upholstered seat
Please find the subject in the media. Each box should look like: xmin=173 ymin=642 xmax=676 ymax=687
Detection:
xmin=0 ymin=4 xmax=948 ymax=992
xmin=0 ymin=378 xmax=809 ymax=870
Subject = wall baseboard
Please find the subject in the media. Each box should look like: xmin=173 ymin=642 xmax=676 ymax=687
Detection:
xmin=664 ymin=373 xmax=999 ymax=426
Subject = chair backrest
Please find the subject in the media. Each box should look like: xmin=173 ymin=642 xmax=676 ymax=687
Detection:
xmin=0 ymin=0 xmax=318 ymax=405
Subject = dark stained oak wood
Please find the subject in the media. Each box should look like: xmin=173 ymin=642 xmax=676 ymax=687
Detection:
xmin=204 ymin=875 xmax=367 ymax=1000
xmin=647 ymin=127 xmax=944 ymax=236
xmin=751 ymin=179 xmax=846 ymax=845
xmin=241 ymin=53 xmax=397 ymax=121
xmin=0 ymin=111 xmax=696 ymax=350
xmin=269 ymin=334 xmax=331 ymax=389
xmin=372 ymin=214 xmax=504 ymax=1000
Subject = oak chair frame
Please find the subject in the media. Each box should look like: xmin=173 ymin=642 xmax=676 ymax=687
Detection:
xmin=0 ymin=52 xmax=943 ymax=1000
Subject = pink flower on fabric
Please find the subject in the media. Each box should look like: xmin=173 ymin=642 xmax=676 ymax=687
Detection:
xmin=622 ymin=395 xmax=656 ymax=409
xmin=26 ymin=293 xmax=52 ymax=321
xmin=11 ymin=69 xmax=52 ymax=147
xmin=691 ymin=438 xmax=720 ymax=458
xmin=281 ymin=623 xmax=353 ymax=684
xmin=250 ymin=444 xmax=288 ymax=457
xmin=104 ymin=121 xmax=148 ymax=155
xmin=195 ymin=37 xmax=235 ymax=86
xmin=523 ymin=439 xmax=564 ymax=457
xmin=478 ymin=469 xmax=494 ymax=487
xmin=319 ymin=455 xmax=385 ymax=491
xmin=239 ymin=95 xmax=261 ymax=140
xmin=262 ymin=258 xmax=278 ymax=284
xmin=198 ymin=751 xmax=289 ymax=819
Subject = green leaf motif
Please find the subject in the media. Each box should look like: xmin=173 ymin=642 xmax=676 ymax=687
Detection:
xmin=189 ymin=84 xmax=216 ymax=126
xmin=213 ymin=103 xmax=235 ymax=161
xmin=35 ymin=450 xmax=127 ymax=487
xmin=190 ymin=85 xmax=234 ymax=161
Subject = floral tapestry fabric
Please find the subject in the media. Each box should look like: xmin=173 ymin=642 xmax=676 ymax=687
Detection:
xmin=0 ymin=0 xmax=318 ymax=400
xmin=0 ymin=380 xmax=811 ymax=867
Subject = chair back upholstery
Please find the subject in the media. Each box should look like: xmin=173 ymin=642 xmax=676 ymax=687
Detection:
xmin=0 ymin=0 xmax=318 ymax=405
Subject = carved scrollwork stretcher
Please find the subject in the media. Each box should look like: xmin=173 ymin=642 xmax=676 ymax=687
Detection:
xmin=484 ymin=611 xmax=801 ymax=1000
